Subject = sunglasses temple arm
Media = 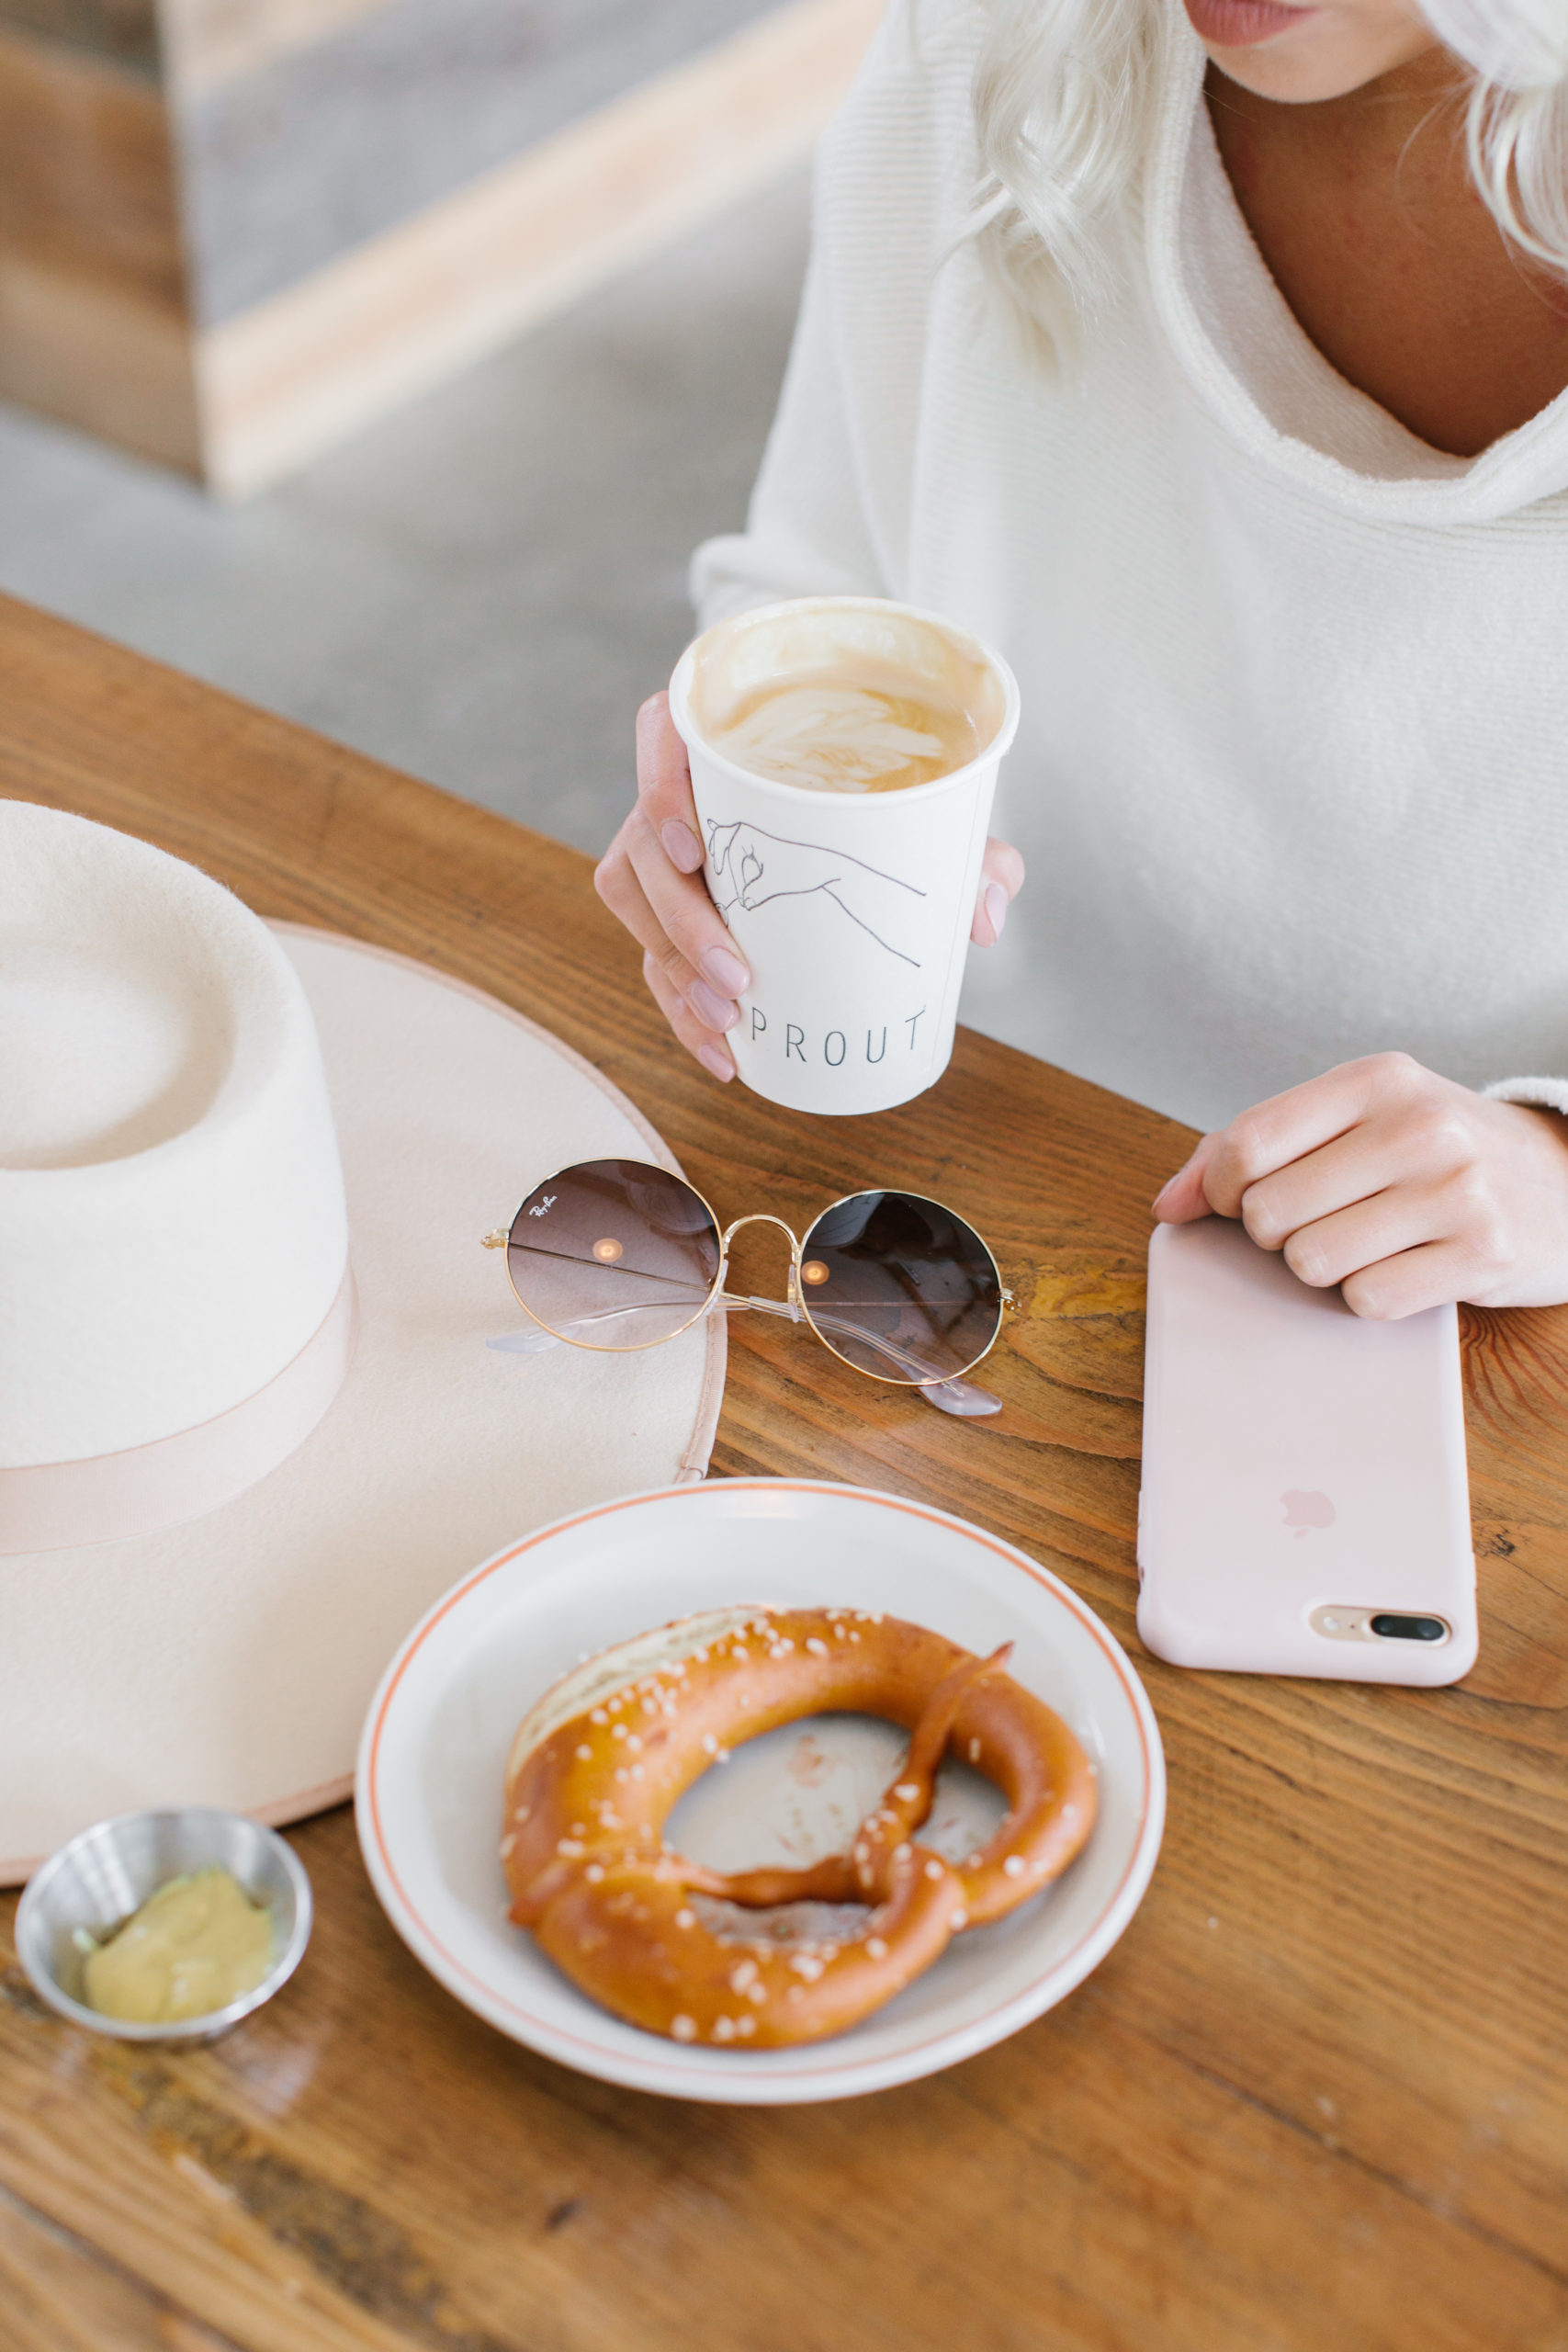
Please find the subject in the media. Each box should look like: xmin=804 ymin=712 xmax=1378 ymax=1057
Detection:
xmin=800 ymin=1306 xmax=1002 ymax=1416
xmin=484 ymin=1289 xmax=790 ymax=1358
xmin=486 ymin=1295 xmax=1001 ymax=1415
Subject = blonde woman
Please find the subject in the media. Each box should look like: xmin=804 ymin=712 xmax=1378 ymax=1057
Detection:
xmin=595 ymin=0 xmax=1568 ymax=1317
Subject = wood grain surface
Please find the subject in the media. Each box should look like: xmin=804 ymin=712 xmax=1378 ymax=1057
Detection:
xmin=0 ymin=594 xmax=1564 ymax=2352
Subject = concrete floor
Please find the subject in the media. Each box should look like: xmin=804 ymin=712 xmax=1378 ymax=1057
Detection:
xmin=0 ymin=167 xmax=809 ymax=860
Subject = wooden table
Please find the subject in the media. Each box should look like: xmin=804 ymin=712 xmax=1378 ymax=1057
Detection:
xmin=1 ymin=594 xmax=1564 ymax=2352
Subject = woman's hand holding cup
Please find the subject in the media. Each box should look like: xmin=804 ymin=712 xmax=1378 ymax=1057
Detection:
xmin=594 ymin=694 xmax=753 ymax=1083
xmin=595 ymin=690 xmax=1024 ymax=1085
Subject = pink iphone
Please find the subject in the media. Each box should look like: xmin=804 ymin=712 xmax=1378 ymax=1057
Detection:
xmin=1137 ymin=1217 xmax=1477 ymax=1685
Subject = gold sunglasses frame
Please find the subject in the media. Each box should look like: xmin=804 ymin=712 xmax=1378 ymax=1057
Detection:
xmin=482 ymin=1160 xmax=1015 ymax=1391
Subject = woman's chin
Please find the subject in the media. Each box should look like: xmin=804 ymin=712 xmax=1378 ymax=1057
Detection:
xmin=1184 ymin=0 xmax=1445 ymax=105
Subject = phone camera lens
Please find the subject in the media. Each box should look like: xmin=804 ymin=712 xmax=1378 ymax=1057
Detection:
xmin=1369 ymin=1613 xmax=1447 ymax=1643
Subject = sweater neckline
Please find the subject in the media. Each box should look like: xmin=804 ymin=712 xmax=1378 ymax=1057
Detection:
xmin=1145 ymin=28 xmax=1568 ymax=523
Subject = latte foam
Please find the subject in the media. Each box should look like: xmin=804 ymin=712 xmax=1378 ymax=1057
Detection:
xmin=708 ymin=661 xmax=983 ymax=794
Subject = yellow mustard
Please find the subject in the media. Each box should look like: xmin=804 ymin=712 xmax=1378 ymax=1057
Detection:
xmin=83 ymin=1866 xmax=274 ymax=2023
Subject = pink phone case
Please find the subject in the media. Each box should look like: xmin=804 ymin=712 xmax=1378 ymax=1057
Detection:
xmin=1137 ymin=1218 xmax=1477 ymax=1685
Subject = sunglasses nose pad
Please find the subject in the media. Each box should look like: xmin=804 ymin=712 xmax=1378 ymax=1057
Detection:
xmin=919 ymin=1376 xmax=1002 ymax=1418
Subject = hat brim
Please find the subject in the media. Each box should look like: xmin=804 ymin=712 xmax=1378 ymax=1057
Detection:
xmin=0 ymin=928 xmax=726 ymax=1881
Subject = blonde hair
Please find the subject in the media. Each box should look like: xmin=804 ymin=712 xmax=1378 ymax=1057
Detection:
xmin=970 ymin=0 xmax=1568 ymax=346
xmin=1427 ymin=0 xmax=1568 ymax=267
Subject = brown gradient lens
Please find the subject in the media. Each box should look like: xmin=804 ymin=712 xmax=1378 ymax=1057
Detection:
xmin=507 ymin=1159 xmax=721 ymax=1350
xmin=797 ymin=1191 xmax=1001 ymax=1385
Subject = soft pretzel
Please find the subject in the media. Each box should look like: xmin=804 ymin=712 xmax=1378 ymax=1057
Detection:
xmin=501 ymin=1606 xmax=1096 ymax=2048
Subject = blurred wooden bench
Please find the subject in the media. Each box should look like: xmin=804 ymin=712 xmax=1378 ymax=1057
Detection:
xmin=0 ymin=0 xmax=880 ymax=493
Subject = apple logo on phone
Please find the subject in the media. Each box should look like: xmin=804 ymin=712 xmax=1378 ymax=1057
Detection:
xmin=1280 ymin=1489 xmax=1336 ymax=1539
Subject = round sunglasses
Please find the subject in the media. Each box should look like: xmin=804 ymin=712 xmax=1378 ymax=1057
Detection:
xmin=482 ymin=1159 xmax=1012 ymax=1415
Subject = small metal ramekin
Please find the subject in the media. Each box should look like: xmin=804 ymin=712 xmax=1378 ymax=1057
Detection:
xmin=15 ymin=1806 xmax=312 ymax=2042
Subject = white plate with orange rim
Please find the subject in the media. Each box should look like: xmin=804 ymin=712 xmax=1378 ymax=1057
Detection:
xmin=355 ymin=1479 xmax=1165 ymax=2103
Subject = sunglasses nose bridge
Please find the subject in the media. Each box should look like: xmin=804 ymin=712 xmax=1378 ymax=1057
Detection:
xmin=716 ymin=1212 xmax=804 ymax=1304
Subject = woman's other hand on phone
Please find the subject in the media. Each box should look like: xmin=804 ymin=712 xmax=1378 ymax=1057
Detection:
xmin=593 ymin=692 xmax=1024 ymax=1081
xmin=1152 ymin=1052 xmax=1568 ymax=1317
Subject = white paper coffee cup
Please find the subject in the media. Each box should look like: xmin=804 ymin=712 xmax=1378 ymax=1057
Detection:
xmin=670 ymin=597 xmax=1020 ymax=1117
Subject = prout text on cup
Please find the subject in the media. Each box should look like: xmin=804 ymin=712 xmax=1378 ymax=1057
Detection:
xmin=747 ymin=1008 xmax=928 ymax=1066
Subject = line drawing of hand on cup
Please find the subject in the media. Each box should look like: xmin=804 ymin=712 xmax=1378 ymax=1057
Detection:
xmin=593 ymin=694 xmax=1024 ymax=1082
xmin=705 ymin=819 xmax=927 ymax=968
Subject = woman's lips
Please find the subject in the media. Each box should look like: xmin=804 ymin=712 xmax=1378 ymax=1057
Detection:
xmin=1182 ymin=0 xmax=1315 ymax=46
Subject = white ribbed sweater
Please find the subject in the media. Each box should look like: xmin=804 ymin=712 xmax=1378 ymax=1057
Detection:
xmin=692 ymin=1 xmax=1568 ymax=1133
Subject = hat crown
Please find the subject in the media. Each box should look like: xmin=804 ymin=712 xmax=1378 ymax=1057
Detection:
xmin=1 ymin=805 xmax=349 ymax=1470
xmin=0 ymin=927 xmax=234 ymax=1171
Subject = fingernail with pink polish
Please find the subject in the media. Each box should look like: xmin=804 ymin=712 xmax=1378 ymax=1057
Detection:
xmin=689 ymin=978 xmax=740 ymax=1033
xmin=984 ymin=882 xmax=1009 ymax=943
xmin=700 ymin=945 xmax=750 ymax=995
xmin=661 ymin=820 xmax=705 ymax=874
xmin=697 ymin=1046 xmax=735 ymax=1082
xmin=1151 ymin=1158 xmax=1194 ymax=1213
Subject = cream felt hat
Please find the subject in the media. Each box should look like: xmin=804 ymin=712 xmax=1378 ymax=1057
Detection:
xmin=0 ymin=804 xmax=725 ymax=1879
